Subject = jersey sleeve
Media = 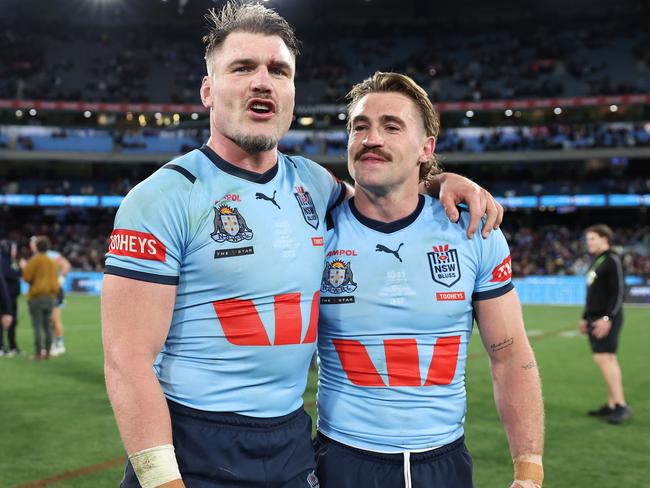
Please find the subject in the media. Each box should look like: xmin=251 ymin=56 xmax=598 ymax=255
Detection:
xmin=104 ymin=170 xmax=192 ymax=285
xmin=472 ymin=227 xmax=514 ymax=301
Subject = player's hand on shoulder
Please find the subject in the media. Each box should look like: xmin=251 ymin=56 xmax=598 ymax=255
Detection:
xmin=434 ymin=172 xmax=504 ymax=239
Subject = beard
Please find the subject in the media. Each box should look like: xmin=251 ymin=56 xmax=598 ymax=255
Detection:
xmin=228 ymin=133 xmax=278 ymax=153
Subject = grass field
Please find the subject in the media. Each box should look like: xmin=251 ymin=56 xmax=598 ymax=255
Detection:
xmin=1 ymin=295 xmax=648 ymax=487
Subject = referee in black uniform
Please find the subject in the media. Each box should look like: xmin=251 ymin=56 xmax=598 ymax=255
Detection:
xmin=579 ymin=224 xmax=632 ymax=424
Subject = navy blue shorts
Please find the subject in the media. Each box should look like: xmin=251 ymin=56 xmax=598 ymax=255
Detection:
xmin=121 ymin=400 xmax=319 ymax=488
xmin=54 ymin=287 xmax=65 ymax=308
xmin=314 ymin=432 xmax=473 ymax=488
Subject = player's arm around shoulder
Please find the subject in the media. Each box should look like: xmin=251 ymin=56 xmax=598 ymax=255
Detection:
xmin=473 ymin=289 xmax=545 ymax=488
xmin=102 ymin=275 xmax=184 ymax=487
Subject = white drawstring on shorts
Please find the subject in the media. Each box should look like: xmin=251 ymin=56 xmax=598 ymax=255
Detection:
xmin=403 ymin=451 xmax=412 ymax=488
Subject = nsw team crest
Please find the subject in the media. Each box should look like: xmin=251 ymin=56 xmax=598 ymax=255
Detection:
xmin=210 ymin=205 xmax=254 ymax=243
xmin=428 ymin=244 xmax=461 ymax=288
xmin=294 ymin=186 xmax=319 ymax=230
xmin=321 ymin=260 xmax=357 ymax=294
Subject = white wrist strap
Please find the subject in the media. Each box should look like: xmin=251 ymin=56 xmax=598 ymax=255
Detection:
xmin=129 ymin=444 xmax=181 ymax=488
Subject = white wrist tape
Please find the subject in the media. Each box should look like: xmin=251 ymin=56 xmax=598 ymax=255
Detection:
xmin=129 ymin=444 xmax=181 ymax=488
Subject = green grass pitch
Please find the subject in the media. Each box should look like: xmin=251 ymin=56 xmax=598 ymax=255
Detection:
xmin=1 ymin=295 xmax=648 ymax=487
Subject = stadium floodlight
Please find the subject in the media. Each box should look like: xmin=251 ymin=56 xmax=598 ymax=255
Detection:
xmin=609 ymin=104 xmax=618 ymax=112
xmin=465 ymin=110 xmax=474 ymax=118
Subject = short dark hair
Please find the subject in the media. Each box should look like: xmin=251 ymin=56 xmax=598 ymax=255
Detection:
xmin=585 ymin=224 xmax=613 ymax=244
xmin=346 ymin=71 xmax=442 ymax=183
xmin=203 ymin=1 xmax=300 ymax=73
xmin=35 ymin=236 xmax=50 ymax=253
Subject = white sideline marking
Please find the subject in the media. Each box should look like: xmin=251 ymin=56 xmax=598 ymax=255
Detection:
xmin=558 ymin=330 xmax=580 ymax=338
xmin=526 ymin=329 xmax=544 ymax=337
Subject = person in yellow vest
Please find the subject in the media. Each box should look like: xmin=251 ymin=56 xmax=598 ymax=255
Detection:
xmin=21 ymin=236 xmax=60 ymax=360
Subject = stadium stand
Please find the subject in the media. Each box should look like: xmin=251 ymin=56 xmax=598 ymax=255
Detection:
xmin=0 ymin=0 xmax=648 ymax=287
xmin=1 ymin=4 xmax=648 ymax=105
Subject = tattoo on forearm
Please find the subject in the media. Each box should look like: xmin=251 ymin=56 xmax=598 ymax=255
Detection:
xmin=490 ymin=337 xmax=514 ymax=353
xmin=522 ymin=361 xmax=537 ymax=370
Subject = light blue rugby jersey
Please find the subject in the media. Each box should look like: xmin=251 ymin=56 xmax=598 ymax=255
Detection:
xmin=317 ymin=194 xmax=513 ymax=452
xmin=105 ymin=145 xmax=343 ymax=417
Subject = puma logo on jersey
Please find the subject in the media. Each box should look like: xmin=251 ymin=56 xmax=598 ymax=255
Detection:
xmin=255 ymin=191 xmax=281 ymax=210
xmin=376 ymin=243 xmax=403 ymax=262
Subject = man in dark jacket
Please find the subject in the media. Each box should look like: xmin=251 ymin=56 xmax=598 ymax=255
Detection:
xmin=579 ymin=225 xmax=632 ymax=424
xmin=1 ymin=239 xmax=21 ymax=355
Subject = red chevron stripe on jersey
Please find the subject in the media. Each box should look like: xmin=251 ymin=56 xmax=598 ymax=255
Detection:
xmin=213 ymin=292 xmax=319 ymax=346
xmin=332 ymin=336 xmax=461 ymax=387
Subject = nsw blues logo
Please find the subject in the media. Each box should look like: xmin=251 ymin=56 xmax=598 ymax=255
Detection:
xmin=428 ymin=244 xmax=461 ymax=288
xmin=294 ymin=186 xmax=319 ymax=230
xmin=210 ymin=204 xmax=254 ymax=243
xmin=321 ymin=260 xmax=357 ymax=294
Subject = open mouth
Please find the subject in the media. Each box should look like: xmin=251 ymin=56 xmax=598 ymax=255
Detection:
xmin=247 ymin=99 xmax=276 ymax=115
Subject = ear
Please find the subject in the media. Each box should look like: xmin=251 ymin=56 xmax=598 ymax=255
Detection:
xmin=200 ymin=75 xmax=213 ymax=108
xmin=419 ymin=135 xmax=436 ymax=163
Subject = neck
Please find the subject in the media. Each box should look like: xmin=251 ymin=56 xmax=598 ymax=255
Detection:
xmin=353 ymin=184 xmax=420 ymax=223
xmin=595 ymin=246 xmax=610 ymax=256
xmin=207 ymin=131 xmax=278 ymax=173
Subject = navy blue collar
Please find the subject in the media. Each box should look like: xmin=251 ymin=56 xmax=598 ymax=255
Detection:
xmin=349 ymin=194 xmax=425 ymax=233
xmin=200 ymin=145 xmax=278 ymax=184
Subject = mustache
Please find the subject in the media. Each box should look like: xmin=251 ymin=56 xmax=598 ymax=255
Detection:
xmin=354 ymin=148 xmax=392 ymax=161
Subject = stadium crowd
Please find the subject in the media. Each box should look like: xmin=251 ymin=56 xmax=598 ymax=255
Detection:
xmin=2 ymin=211 xmax=648 ymax=278
xmin=503 ymin=224 xmax=650 ymax=277
xmin=1 ymin=9 xmax=647 ymax=105
xmin=2 ymin=121 xmax=649 ymax=157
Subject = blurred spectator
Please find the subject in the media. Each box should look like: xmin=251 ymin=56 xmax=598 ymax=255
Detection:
xmin=0 ymin=240 xmax=21 ymax=356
